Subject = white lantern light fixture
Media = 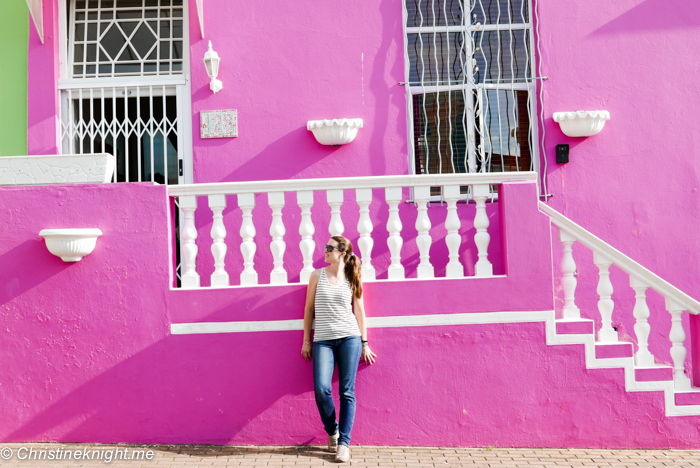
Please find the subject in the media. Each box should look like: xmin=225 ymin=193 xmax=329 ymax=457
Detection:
xmin=203 ymin=41 xmax=222 ymax=93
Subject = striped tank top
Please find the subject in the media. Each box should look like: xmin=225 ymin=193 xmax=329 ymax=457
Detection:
xmin=313 ymin=268 xmax=361 ymax=342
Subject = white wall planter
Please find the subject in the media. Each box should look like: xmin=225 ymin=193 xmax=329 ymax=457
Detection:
xmin=307 ymin=119 xmax=363 ymax=146
xmin=553 ymin=110 xmax=610 ymax=137
xmin=0 ymin=153 xmax=116 ymax=186
xmin=39 ymin=229 xmax=103 ymax=262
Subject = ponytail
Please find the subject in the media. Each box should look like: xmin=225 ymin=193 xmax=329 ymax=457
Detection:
xmin=331 ymin=235 xmax=363 ymax=299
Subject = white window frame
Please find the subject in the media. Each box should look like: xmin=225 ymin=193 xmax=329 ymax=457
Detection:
xmin=401 ymin=0 xmax=540 ymax=199
xmin=56 ymin=0 xmax=194 ymax=184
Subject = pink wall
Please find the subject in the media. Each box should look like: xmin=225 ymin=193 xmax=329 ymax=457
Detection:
xmin=187 ymin=0 xmax=408 ymax=184
xmin=15 ymin=0 xmax=700 ymax=447
xmin=538 ymin=0 xmax=700 ymax=376
xmin=26 ymin=0 xmax=60 ymax=155
xmin=3 ymin=181 xmax=700 ymax=448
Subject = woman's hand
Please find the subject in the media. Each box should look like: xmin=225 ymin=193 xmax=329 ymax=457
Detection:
xmin=301 ymin=342 xmax=313 ymax=361
xmin=361 ymin=345 xmax=377 ymax=365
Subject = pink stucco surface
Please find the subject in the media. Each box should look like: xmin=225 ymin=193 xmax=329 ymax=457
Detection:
xmin=187 ymin=0 xmax=408 ymax=184
xmin=26 ymin=0 xmax=60 ymax=155
xmin=15 ymin=0 xmax=700 ymax=448
xmin=538 ymin=0 xmax=700 ymax=381
xmin=2 ymin=181 xmax=700 ymax=448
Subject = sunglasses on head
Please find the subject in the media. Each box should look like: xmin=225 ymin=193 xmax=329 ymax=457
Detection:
xmin=324 ymin=245 xmax=343 ymax=253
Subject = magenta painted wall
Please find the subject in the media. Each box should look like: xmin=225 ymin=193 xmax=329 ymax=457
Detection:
xmin=187 ymin=0 xmax=408 ymax=183
xmin=537 ymin=0 xmax=700 ymax=375
xmin=15 ymin=0 xmax=700 ymax=448
xmin=26 ymin=0 xmax=60 ymax=155
xmin=3 ymin=181 xmax=700 ymax=449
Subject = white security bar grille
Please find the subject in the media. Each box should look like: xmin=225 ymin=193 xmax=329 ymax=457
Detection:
xmin=70 ymin=0 xmax=184 ymax=78
xmin=59 ymin=83 xmax=181 ymax=184
xmin=403 ymin=0 xmax=538 ymax=186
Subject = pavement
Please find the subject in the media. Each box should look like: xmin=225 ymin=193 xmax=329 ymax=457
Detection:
xmin=0 ymin=443 xmax=699 ymax=467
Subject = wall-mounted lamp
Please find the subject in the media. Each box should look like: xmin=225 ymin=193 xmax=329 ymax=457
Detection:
xmin=203 ymin=41 xmax=222 ymax=93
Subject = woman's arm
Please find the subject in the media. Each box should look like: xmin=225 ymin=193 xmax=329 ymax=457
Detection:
xmin=301 ymin=269 xmax=321 ymax=361
xmin=354 ymin=293 xmax=377 ymax=364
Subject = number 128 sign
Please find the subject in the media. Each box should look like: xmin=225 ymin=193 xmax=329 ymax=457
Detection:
xmin=200 ymin=110 xmax=238 ymax=139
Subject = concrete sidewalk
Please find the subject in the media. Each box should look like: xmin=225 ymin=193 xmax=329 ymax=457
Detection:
xmin=0 ymin=443 xmax=699 ymax=467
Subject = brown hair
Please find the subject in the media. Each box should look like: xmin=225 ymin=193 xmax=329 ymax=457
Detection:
xmin=331 ymin=235 xmax=362 ymax=299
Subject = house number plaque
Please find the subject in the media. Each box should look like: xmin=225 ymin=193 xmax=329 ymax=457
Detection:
xmin=200 ymin=110 xmax=238 ymax=139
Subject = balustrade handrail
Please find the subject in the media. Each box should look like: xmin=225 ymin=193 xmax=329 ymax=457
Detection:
xmin=539 ymin=202 xmax=700 ymax=314
xmin=167 ymin=172 xmax=538 ymax=197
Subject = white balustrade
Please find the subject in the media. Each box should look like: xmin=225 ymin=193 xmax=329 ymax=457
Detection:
xmin=297 ymin=191 xmax=315 ymax=284
xmin=355 ymin=188 xmax=376 ymax=281
xmin=558 ymin=229 xmax=580 ymax=319
xmin=385 ymin=186 xmax=405 ymax=280
xmin=443 ymin=185 xmax=463 ymax=278
xmin=541 ymin=203 xmax=700 ymax=392
xmin=666 ymin=298 xmax=692 ymax=390
xmin=179 ymin=195 xmax=200 ymax=289
xmin=238 ymin=193 xmax=258 ymax=286
xmin=169 ymin=172 xmax=541 ymax=290
xmin=594 ymin=251 xmax=618 ymax=343
xmin=208 ymin=194 xmax=229 ymax=287
xmin=413 ymin=186 xmax=434 ymax=279
xmin=268 ymin=192 xmax=287 ymax=285
xmin=327 ymin=189 xmax=344 ymax=237
xmin=472 ymin=184 xmax=493 ymax=277
xmin=630 ymin=276 xmax=654 ymax=367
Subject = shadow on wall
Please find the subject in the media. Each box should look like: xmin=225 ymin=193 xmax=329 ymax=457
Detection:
xmin=369 ymin=0 xmax=407 ymax=176
xmin=591 ymin=0 xmax=700 ymax=35
xmin=0 ymin=239 xmax=70 ymax=307
xmin=221 ymin=127 xmax=343 ymax=183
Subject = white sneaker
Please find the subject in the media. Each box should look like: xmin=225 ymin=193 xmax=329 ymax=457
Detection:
xmin=328 ymin=431 xmax=339 ymax=452
xmin=335 ymin=444 xmax=350 ymax=463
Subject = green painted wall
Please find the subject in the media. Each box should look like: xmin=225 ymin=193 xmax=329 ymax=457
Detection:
xmin=0 ymin=2 xmax=29 ymax=156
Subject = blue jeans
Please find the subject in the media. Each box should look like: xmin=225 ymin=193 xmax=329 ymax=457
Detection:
xmin=313 ymin=336 xmax=362 ymax=447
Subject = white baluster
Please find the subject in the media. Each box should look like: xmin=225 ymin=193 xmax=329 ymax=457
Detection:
xmin=355 ymin=188 xmax=376 ymax=281
xmin=414 ymin=186 xmax=434 ymax=279
xmin=472 ymin=184 xmax=493 ymax=277
xmin=238 ymin=193 xmax=258 ymax=286
xmin=208 ymin=194 xmax=229 ymax=287
xmin=268 ymin=192 xmax=287 ymax=285
xmin=594 ymin=252 xmax=618 ymax=342
xmin=558 ymin=229 xmax=580 ymax=319
xmin=327 ymin=189 xmax=344 ymax=237
xmin=179 ymin=195 xmax=200 ymax=289
xmin=666 ymin=298 xmax=692 ymax=390
xmin=385 ymin=187 xmax=405 ymax=280
xmin=297 ymin=190 xmax=315 ymax=284
xmin=631 ymin=276 xmax=655 ymax=367
xmin=443 ymin=185 xmax=463 ymax=278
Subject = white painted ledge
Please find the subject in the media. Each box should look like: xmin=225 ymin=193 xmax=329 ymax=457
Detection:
xmin=0 ymin=153 xmax=115 ymax=186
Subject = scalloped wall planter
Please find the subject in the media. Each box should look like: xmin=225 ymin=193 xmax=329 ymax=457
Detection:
xmin=0 ymin=153 xmax=116 ymax=186
xmin=307 ymin=118 xmax=363 ymax=146
xmin=553 ymin=110 xmax=610 ymax=137
xmin=38 ymin=229 xmax=103 ymax=262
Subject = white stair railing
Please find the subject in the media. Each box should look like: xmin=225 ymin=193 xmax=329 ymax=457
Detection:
xmin=168 ymin=172 xmax=537 ymax=290
xmin=540 ymin=202 xmax=700 ymax=391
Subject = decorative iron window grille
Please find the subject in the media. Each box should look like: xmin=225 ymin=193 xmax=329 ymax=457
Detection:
xmin=403 ymin=0 xmax=538 ymax=187
xmin=69 ymin=0 xmax=184 ymax=78
xmin=61 ymin=0 xmax=188 ymax=185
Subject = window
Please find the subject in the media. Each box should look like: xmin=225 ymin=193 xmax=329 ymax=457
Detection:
xmin=403 ymin=0 xmax=537 ymax=178
xmin=59 ymin=0 xmax=190 ymax=185
xmin=69 ymin=0 xmax=184 ymax=78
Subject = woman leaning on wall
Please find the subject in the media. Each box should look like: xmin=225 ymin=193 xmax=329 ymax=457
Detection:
xmin=301 ymin=235 xmax=377 ymax=463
